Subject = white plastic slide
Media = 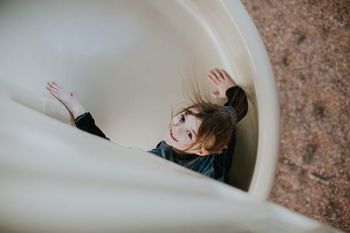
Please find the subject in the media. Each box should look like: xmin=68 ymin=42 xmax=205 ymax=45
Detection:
xmin=0 ymin=0 xmax=340 ymax=232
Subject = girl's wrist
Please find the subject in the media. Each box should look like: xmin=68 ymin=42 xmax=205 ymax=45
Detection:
xmin=72 ymin=108 xmax=86 ymax=120
xmin=224 ymin=84 xmax=236 ymax=94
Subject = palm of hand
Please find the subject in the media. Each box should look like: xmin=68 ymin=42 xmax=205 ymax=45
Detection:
xmin=46 ymin=81 xmax=86 ymax=119
xmin=208 ymin=68 xmax=236 ymax=99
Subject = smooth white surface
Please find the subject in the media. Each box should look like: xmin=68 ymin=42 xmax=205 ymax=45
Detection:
xmin=0 ymin=1 xmax=341 ymax=232
xmin=0 ymin=0 xmax=267 ymax=193
xmin=0 ymin=0 xmax=223 ymax=149
xmin=0 ymin=94 xmax=337 ymax=233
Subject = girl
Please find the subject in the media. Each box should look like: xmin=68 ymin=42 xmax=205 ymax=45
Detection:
xmin=46 ymin=68 xmax=248 ymax=184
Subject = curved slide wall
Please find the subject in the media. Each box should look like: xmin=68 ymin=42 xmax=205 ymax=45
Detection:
xmin=0 ymin=0 xmax=278 ymax=197
xmin=2 ymin=1 xmax=334 ymax=233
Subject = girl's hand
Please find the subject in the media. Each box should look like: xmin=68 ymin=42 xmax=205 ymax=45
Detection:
xmin=46 ymin=81 xmax=86 ymax=119
xmin=208 ymin=68 xmax=236 ymax=99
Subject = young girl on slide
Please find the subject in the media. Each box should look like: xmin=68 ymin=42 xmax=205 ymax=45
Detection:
xmin=46 ymin=68 xmax=248 ymax=184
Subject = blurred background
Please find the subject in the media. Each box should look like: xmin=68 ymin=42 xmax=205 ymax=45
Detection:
xmin=241 ymin=0 xmax=350 ymax=232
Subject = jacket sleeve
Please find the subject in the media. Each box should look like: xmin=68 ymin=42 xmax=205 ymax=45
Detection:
xmin=224 ymin=86 xmax=248 ymax=123
xmin=215 ymin=86 xmax=247 ymax=184
xmin=74 ymin=112 xmax=110 ymax=140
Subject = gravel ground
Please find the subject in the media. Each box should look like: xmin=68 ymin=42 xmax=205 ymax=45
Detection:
xmin=241 ymin=0 xmax=350 ymax=232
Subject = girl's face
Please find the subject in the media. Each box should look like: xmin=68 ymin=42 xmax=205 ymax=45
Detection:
xmin=164 ymin=108 xmax=207 ymax=155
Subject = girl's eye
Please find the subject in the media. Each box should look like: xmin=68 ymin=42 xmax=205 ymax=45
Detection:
xmin=187 ymin=131 xmax=192 ymax=139
xmin=180 ymin=115 xmax=185 ymax=123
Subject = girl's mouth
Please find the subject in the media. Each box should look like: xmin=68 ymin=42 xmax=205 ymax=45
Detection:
xmin=170 ymin=129 xmax=178 ymax=142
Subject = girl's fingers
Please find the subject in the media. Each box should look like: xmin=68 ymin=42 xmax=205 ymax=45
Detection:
xmin=209 ymin=70 xmax=221 ymax=83
xmin=221 ymin=69 xmax=236 ymax=86
xmin=220 ymin=69 xmax=229 ymax=80
xmin=213 ymin=68 xmax=225 ymax=81
xmin=220 ymin=69 xmax=233 ymax=82
xmin=52 ymin=81 xmax=59 ymax=88
xmin=48 ymin=90 xmax=59 ymax=99
xmin=208 ymin=74 xmax=219 ymax=85
xmin=47 ymin=81 xmax=63 ymax=91
xmin=47 ymin=82 xmax=59 ymax=91
xmin=49 ymin=91 xmax=59 ymax=98
xmin=46 ymin=85 xmax=55 ymax=92
xmin=46 ymin=86 xmax=61 ymax=96
xmin=48 ymin=83 xmax=65 ymax=95
xmin=47 ymin=89 xmax=60 ymax=98
xmin=47 ymin=87 xmax=61 ymax=96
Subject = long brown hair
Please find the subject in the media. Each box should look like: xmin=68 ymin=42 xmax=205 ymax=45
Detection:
xmin=171 ymin=69 xmax=243 ymax=154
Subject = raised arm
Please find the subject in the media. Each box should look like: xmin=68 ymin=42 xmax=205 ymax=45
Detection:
xmin=46 ymin=81 xmax=86 ymax=119
xmin=208 ymin=68 xmax=248 ymax=183
xmin=46 ymin=81 xmax=109 ymax=140
xmin=208 ymin=68 xmax=248 ymax=122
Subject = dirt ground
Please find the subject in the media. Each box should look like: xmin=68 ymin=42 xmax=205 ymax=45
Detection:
xmin=241 ymin=0 xmax=350 ymax=232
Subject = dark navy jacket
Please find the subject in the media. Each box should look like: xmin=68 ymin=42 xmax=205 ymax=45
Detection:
xmin=74 ymin=86 xmax=248 ymax=184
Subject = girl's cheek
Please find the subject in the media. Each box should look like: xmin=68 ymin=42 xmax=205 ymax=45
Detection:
xmin=179 ymin=138 xmax=189 ymax=146
xmin=172 ymin=116 xmax=178 ymax=125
